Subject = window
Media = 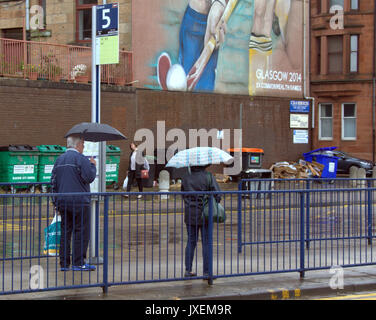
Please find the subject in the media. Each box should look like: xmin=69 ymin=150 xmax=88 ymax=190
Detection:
xmin=350 ymin=35 xmax=358 ymax=73
xmin=1 ymin=28 xmax=23 ymax=40
xmin=350 ymin=0 xmax=359 ymax=10
xmin=329 ymin=0 xmax=344 ymax=9
xmin=317 ymin=0 xmax=321 ymax=14
xmin=76 ymin=0 xmax=97 ymax=42
xmin=328 ymin=36 xmax=343 ymax=74
xmin=319 ymin=104 xmax=333 ymax=140
xmin=317 ymin=37 xmax=321 ymax=74
xmin=342 ymin=103 xmax=356 ymax=140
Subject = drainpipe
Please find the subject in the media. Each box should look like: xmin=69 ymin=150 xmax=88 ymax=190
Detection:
xmin=303 ymin=0 xmax=315 ymax=150
xmin=25 ymin=0 xmax=30 ymax=31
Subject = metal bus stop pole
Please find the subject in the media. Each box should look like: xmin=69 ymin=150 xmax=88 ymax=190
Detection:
xmin=88 ymin=4 xmax=106 ymax=265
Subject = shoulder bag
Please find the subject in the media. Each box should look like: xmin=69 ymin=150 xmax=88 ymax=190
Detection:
xmin=202 ymin=172 xmax=226 ymax=223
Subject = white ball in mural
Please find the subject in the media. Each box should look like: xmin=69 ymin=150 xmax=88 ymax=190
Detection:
xmin=166 ymin=64 xmax=187 ymax=91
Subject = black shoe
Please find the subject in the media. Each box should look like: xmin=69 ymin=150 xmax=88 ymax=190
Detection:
xmin=203 ymin=273 xmax=217 ymax=280
xmin=184 ymin=271 xmax=197 ymax=277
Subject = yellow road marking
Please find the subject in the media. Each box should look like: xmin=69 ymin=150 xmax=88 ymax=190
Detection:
xmin=0 ymin=212 xmax=182 ymax=233
xmin=281 ymin=289 xmax=290 ymax=299
xmin=268 ymin=290 xmax=278 ymax=300
xmin=318 ymin=293 xmax=376 ymax=300
xmin=0 ymin=222 xmax=28 ymax=231
xmin=0 ymin=211 xmax=184 ymax=223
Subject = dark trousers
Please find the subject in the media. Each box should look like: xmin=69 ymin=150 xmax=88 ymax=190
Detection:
xmin=59 ymin=206 xmax=90 ymax=267
xmin=185 ymin=224 xmax=209 ymax=275
xmin=126 ymin=170 xmax=143 ymax=192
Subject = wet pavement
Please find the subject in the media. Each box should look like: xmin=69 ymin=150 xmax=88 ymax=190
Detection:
xmin=2 ymin=264 xmax=376 ymax=300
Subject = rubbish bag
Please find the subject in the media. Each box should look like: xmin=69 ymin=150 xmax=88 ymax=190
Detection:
xmin=43 ymin=213 xmax=61 ymax=256
xmin=123 ymin=176 xmax=128 ymax=190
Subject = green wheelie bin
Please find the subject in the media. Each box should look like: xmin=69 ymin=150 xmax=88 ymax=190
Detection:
xmin=37 ymin=145 xmax=66 ymax=192
xmin=0 ymin=145 xmax=39 ymax=192
xmin=106 ymin=145 xmax=121 ymax=190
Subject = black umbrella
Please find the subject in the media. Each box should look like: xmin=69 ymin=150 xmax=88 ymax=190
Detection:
xmin=64 ymin=122 xmax=127 ymax=142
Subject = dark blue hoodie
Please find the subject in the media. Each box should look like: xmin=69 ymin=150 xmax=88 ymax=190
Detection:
xmin=51 ymin=149 xmax=96 ymax=210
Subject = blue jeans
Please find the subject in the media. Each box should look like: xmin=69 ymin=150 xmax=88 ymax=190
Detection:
xmin=185 ymin=224 xmax=209 ymax=274
xmin=179 ymin=5 xmax=219 ymax=91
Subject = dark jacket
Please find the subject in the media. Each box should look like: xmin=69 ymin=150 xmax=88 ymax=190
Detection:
xmin=181 ymin=166 xmax=222 ymax=226
xmin=127 ymin=150 xmax=147 ymax=179
xmin=51 ymin=149 xmax=96 ymax=210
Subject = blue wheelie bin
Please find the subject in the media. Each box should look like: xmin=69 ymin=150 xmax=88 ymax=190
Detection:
xmin=303 ymin=147 xmax=339 ymax=178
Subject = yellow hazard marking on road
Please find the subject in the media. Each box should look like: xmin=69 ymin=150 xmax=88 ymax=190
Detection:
xmin=268 ymin=290 xmax=278 ymax=300
xmin=318 ymin=293 xmax=376 ymax=300
xmin=0 ymin=222 xmax=28 ymax=231
xmin=268 ymin=288 xmax=301 ymax=300
xmin=0 ymin=211 xmax=184 ymax=223
xmin=281 ymin=289 xmax=290 ymax=299
xmin=108 ymin=210 xmax=184 ymax=218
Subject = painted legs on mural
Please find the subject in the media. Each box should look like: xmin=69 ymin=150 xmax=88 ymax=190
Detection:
xmin=157 ymin=1 xmax=228 ymax=92
xmin=156 ymin=5 xmax=219 ymax=92
xmin=248 ymin=0 xmax=291 ymax=96
xmin=178 ymin=5 xmax=219 ymax=92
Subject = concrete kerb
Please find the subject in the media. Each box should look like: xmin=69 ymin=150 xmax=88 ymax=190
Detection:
xmin=183 ymin=270 xmax=376 ymax=300
xmin=189 ymin=280 xmax=376 ymax=300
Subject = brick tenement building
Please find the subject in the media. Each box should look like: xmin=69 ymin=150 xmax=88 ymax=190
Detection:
xmin=0 ymin=0 xmax=131 ymax=50
xmin=310 ymin=0 xmax=376 ymax=162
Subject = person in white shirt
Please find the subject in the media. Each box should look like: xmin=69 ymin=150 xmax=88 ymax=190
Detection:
xmin=124 ymin=142 xmax=149 ymax=198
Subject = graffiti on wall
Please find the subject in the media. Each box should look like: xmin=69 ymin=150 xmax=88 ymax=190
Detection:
xmin=133 ymin=0 xmax=303 ymax=97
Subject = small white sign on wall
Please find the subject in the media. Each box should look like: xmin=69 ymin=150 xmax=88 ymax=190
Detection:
xmin=293 ymin=130 xmax=309 ymax=144
xmin=290 ymin=114 xmax=309 ymax=129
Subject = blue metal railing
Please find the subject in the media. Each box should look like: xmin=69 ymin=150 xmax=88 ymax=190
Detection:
xmin=0 ymin=178 xmax=375 ymax=295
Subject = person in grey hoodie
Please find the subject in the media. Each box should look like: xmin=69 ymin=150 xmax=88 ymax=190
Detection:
xmin=51 ymin=135 xmax=96 ymax=271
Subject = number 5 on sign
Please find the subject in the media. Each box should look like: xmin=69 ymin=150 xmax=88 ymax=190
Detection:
xmin=102 ymin=9 xmax=111 ymax=29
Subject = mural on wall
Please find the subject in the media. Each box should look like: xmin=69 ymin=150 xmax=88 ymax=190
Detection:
xmin=132 ymin=0 xmax=303 ymax=97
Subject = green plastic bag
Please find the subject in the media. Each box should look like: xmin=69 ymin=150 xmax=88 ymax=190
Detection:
xmin=43 ymin=213 xmax=61 ymax=256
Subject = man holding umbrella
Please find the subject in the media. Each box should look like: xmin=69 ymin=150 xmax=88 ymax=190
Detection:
xmin=53 ymin=122 xmax=126 ymax=271
xmin=51 ymin=135 xmax=97 ymax=271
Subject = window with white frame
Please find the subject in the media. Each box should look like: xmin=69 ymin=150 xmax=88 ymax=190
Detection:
xmin=319 ymin=103 xmax=333 ymax=140
xmin=350 ymin=35 xmax=358 ymax=73
xmin=342 ymin=103 xmax=356 ymax=140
